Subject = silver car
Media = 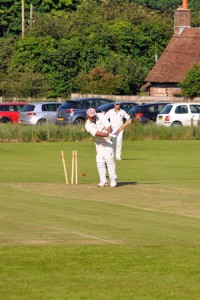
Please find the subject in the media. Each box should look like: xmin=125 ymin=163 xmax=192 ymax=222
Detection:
xmin=19 ymin=102 xmax=62 ymax=125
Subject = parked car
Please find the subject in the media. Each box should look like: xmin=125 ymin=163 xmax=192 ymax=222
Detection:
xmin=129 ymin=102 xmax=170 ymax=124
xmin=19 ymin=102 xmax=62 ymax=125
xmin=96 ymin=101 xmax=137 ymax=114
xmin=0 ymin=102 xmax=26 ymax=123
xmin=55 ymin=98 xmax=114 ymax=125
xmin=156 ymin=103 xmax=200 ymax=127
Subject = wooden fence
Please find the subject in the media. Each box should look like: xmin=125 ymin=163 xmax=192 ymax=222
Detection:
xmin=1 ymin=95 xmax=200 ymax=104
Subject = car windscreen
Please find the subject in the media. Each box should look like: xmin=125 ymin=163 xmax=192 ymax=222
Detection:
xmin=21 ymin=105 xmax=35 ymax=112
xmin=159 ymin=104 xmax=173 ymax=114
xmin=121 ymin=103 xmax=135 ymax=111
xmin=59 ymin=101 xmax=83 ymax=109
xmin=190 ymin=104 xmax=200 ymax=113
xmin=97 ymin=104 xmax=113 ymax=110
xmin=129 ymin=106 xmax=142 ymax=113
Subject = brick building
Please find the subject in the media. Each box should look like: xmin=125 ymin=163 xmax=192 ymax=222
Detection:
xmin=145 ymin=0 xmax=200 ymax=97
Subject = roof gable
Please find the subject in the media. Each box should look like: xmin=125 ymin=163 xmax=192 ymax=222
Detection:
xmin=146 ymin=28 xmax=200 ymax=83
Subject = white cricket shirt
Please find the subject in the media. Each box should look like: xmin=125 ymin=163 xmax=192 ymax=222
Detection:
xmin=105 ymin=108 xmax=130 ymax=131
xmin=85 ymin=113 xmax=111 ymax=144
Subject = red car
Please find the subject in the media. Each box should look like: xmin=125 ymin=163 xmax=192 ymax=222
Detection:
xmin=0 ymin=102 xmax=26 ymax=123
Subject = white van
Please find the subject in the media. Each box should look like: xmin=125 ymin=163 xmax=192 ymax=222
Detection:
xmin=156 ymin=103 xmax=200 ymax=127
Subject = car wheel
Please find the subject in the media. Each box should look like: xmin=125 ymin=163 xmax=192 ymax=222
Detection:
xmin=132 ymin=117 xmax=140 ymax=124
xmin=37 ymin=119 xmax=46 ymax=125
xmin=0 ymin=118 xmax=11 ymax=123
xmin=74 ymin=118 xmax=85 ymax=125
xmin=171 ymin=121 xmax=182 ymax=127
xmin=146 ymin=119 xmax=154 ymax=124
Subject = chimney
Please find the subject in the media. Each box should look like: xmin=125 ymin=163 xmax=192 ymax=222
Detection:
xmin=182 ymin=0 xmax=188 ymax=9
xmin=174 ymin=0 xmax=191 ymax=35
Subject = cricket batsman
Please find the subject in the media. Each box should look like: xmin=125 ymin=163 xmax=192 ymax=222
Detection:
xmin=85 ymin=108 xmax=118 ymax=187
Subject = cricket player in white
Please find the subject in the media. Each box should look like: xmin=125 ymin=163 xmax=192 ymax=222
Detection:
xmin=85 ymin=108 xmax=117 ymax=187
xmin=105 ymin=101 xmax=131 ymax=160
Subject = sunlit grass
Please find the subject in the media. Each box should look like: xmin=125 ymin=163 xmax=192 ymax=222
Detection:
xmin=1 ymin=141 xmax=200 ymax=299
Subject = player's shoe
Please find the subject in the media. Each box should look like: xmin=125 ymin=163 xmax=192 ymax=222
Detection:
xmin=97 ymin=182 xmax=109 ymax=187
xmin=116 ymin=156 xmax=121 ymax=161
xmin=110 ymin=179 xmax=117 ymax=187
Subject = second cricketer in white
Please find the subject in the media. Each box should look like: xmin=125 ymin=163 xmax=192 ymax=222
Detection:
xmin=85 ymin=108 xmax=118 ymax=187
xmin=105 ymin=101 xmax=131 ymax=160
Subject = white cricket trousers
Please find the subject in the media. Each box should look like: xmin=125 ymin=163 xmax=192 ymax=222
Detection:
xmin=115 ymin=130 xmax=124 ymax=159
xmin=95 ymin=140 xmax=117 ymax=184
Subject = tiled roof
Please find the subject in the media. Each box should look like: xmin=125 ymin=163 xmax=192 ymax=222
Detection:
xmin=146 ymin=28 xmax=200 ymax=83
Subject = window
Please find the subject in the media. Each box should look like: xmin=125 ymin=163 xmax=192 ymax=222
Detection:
xmin=42 ymin=104 xmax=47 ymax=111
xmin=121 ymin=104 xmax=129 ymax=111
xmin=84 ymin=101 xmax=91 ymax=109
xmin=147 ymin=106 xmax=155 ymax=113
xmin=56 ymin=103 xmax=61 ymax=109
xmin=158 ymin=105 xmax=166 ymax=112
xmin=98 ymin=99 xmax=110 ymax=106
xmin=160 ymin=104 xmax=172 ymax=114
xmin=46 ymin=104 xmax=56 ymax=111
xmin=21 ymin=105 xmax=35 ymax=112
xmin=190 ymin=105 xmax=200 ymax=113
xmin=0 ymin=105 xmax=9 ymax=111
xmin=16 ymin=105 xmax=24 ymax=111
xmin=9 ymin=106 xmax=15 ymax=111
xmin=91 ymin=100 xmax=100 ymax=108
xmin=175 ymin=105 xmax=188 ymax=114
xmin=76 ymin=101 xmax=84 ymax=109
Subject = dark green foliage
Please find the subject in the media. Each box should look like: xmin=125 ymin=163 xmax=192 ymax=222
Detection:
xmin=0 ymin=38 xmax=15 ymax=95
xmin=0 ymin=0 xmax=173 ymax=97
xmin=0 ymin=0 xmax=81 ymax=36
xmin=0 ymin=0 xmax=199 ymax=37
xmin=75 ymin=67 xmax=123 ymax=94
xmin=179 ymin=64 xmax=200 ymax=98
xmin=133 ymin=0 xmax=200 ymax=26
xmin=96 ymin=54 xmax=150 ymax=95
xmin=133 ymin=0 xmax=182 ymax=11
xmin=0 ymin=0 xmax=199 ymax=97
xmin=190 ymin=0 xmax=200 ymax=26
xmin=0 ymin=0 xmax=21 ymax=36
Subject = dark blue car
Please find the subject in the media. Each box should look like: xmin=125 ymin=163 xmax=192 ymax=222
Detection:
xmin=129 ymin=102 xmax=170 ymax=124
xmin=96 ymin=101 xmax=137 ymax=114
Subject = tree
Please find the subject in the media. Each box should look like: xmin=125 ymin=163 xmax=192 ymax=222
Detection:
xmin=0 ymin=0 xmax=174 ymax=97
xmin=1 ymin=66 xmax=49 ymax=97
xmin=96 ymin=53 xmax=149 ymax=95
xmin=75 ymin=67 xmax=123 ymax=94
xmin=179 ymin=64 xmax=200 ymax=98
xmin=0 ymin=0 xmax=81 ymax=37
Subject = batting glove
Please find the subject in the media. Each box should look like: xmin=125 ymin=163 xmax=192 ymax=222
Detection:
xmin=108 ymin=133 xmax=118 ymax=140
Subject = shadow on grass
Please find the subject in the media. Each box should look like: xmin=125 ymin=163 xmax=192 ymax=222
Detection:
xmin=121 ymin=158 xmax=141 ymax=161
xmin=117 ymin=181 xmax=137 ymax=187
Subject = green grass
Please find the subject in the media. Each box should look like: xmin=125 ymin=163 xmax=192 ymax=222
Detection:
xmin=1 ymin=141 xmax=200 ymax=299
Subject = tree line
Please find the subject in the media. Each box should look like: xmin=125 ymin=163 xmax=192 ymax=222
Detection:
xmin=0 ymin=0 xmax=199 ymax=98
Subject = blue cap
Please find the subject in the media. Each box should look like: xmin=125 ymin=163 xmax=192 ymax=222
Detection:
xmin=115 ymin=101 xmax=121 ymax=105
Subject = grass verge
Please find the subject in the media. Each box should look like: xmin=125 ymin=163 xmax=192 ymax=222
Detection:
xmin=0 ymin=123 xmax=200 ymax=142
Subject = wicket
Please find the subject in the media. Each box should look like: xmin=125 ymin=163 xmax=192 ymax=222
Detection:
xmin=71 ymin=150 xmax=78 ymax=185
xmin=61 ymin=150 xmax=78 ymax=185
xmin=61 ymin=150 xmax=69 ymax=185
